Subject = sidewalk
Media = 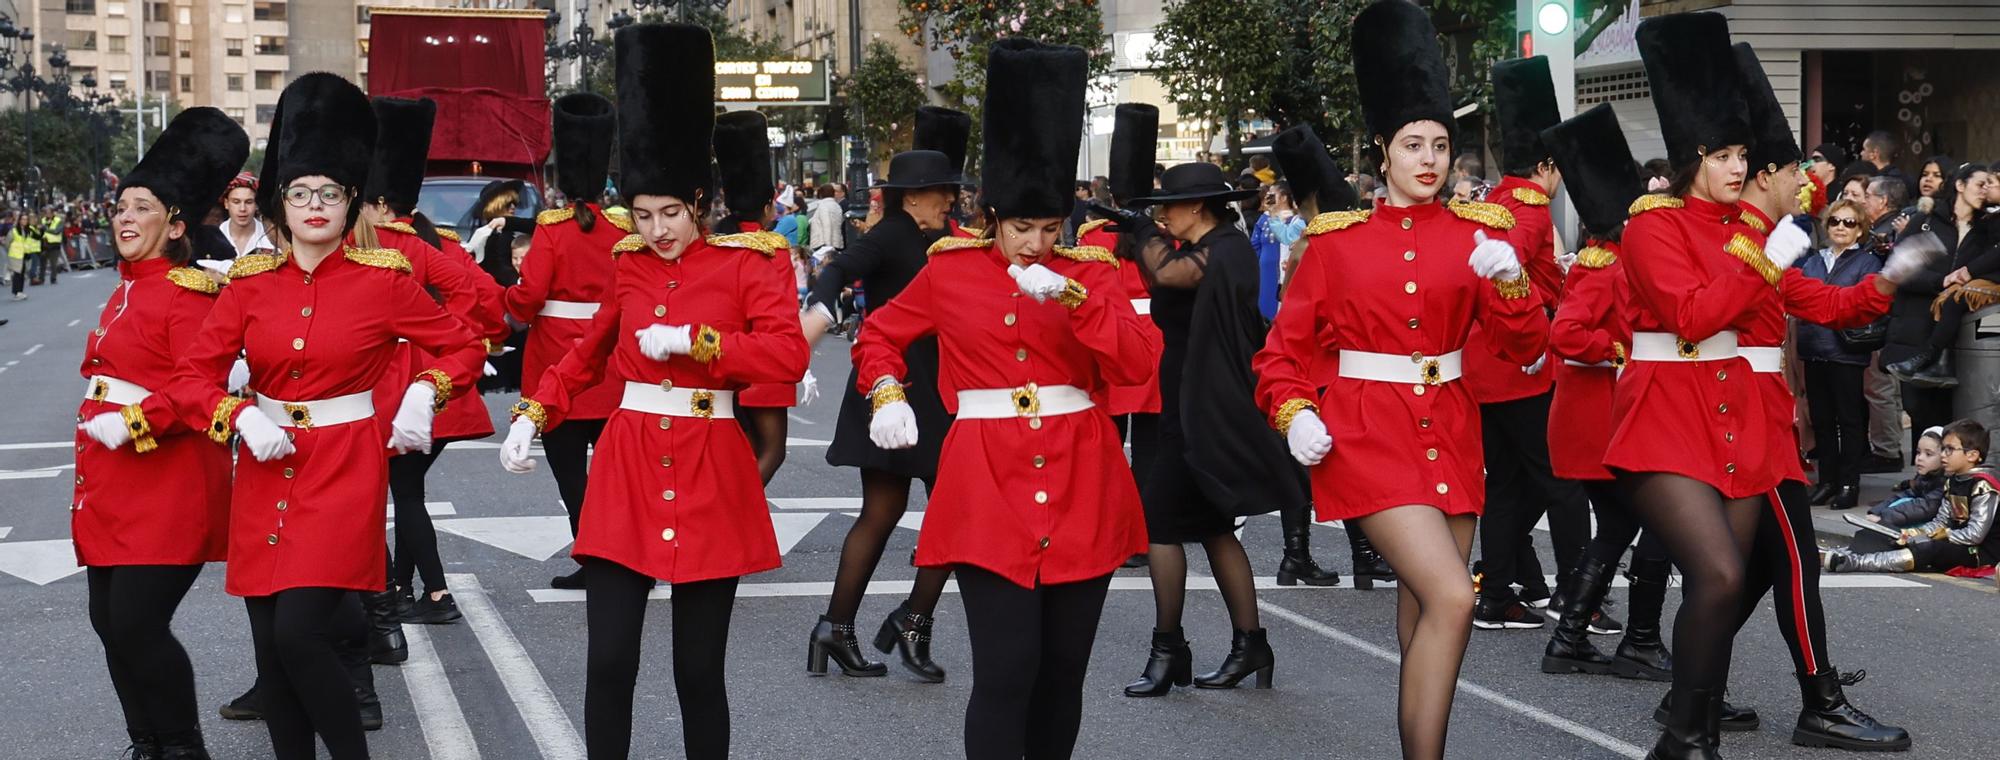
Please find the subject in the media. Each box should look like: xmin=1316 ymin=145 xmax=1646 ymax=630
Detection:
xmin=1804 ymin=470 xmax=1909 ymax=545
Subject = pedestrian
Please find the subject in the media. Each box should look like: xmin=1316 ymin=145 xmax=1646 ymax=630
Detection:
xmin=496 ymin=23 xmax=808 ymax=760
xmin=1254 ymin=3 xmax=1546 ymax=756
xmin=1886 ymin=163 xmax=1995 ymax=388
xmin=802 ymin=106 xmax=972 ymax=683
xmin=809 ymin=179 xmax=846 ymax=261
xmin=1249 ymin=183 xmax=1305 ymax=320
xmin=1796 ymin=199 xmax=1885 ymax=509
xmin=852 ymin=38 xmax=1154 ymax=760
xmin=219 ymin=172 xmax=276 ymax=257
xmin=74 ymin=106 xmax=247 ymax=760
xmin=1859 ymin=130 xmax=1913 ymax=192
xmin=1824 ymin=418 xmax=1997 ymax=573
xmin=715 ymin=110 xmax=803 ymax=486
xmin=7 ymin=210 xmax=33 ymax=299
xmin=502 ymin=92 xmax=629 ymax=591
xmin=465 ymin=179 xmax=535 ymax=394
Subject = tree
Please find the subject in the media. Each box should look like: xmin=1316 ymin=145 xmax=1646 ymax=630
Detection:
xmin=0 ymin=103 xmax=136 ymax=201
xmin=1151 ymin=0 xmax=1290 ymax=166
xmin=897 ymin=0 xmax=1112 ymax=170
xmin=847 ymin=41 xmax=928 ymax=164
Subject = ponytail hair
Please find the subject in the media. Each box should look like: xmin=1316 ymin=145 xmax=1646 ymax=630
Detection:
xmin=573 ymin=202 xmax=597 ymax=233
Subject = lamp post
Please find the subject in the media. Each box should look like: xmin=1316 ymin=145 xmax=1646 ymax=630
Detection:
xmin=627 ymin=0 xmax=731 ymax=24
xmin=546 ymin=5 xmax=615 ymax=91
xmin=0 ymin=15 xmax=42 ymax=203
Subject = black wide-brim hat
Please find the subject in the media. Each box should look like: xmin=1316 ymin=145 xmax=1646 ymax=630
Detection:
xmin=1732 ymin=43 xmax=1802 ymax=177
xmin=260 ymin=72 xmax=375 ymax=232
xmin=1493 ymin=56 xmax=1561 ymax=175
xmin=1109 ymin=103 xmax=1159 ymax=204
xmin=614 ymin=23 xmax=715 ymax=204
xmin=1637 ymin=12 xmax=1751 ymax=170
xmin=874 ymin=150 xmax=964 ymax=190
xmin=120 ymin=106 xmax=249 ymax=227
xmin=363 ymin=96 xmax=437 ymax=211
xmin=553 ymin=92 xmax=616 ymax=202
xmin=1131 ymin=162 xmax=1259 ymax=206
xmin=1354 ymin=0 xmax=1456 ymax=145
xmin=913 ymin=106 xmax=972 ymax=177
xmin=474 ymin=179 xmax=528 ymax=221
xmin=1271 ymin=124 xmax=1358 ymax=213
xmin=981 ymin=38 xmax=1087 ymax=219
xmin=1540 ymin=103 xmax=1646 ymax=240
xmin=714 ymin=109 xmax=773 ymax=218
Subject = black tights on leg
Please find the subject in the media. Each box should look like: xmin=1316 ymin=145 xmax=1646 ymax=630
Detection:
xmin=245 ymin=588 xmax=367 ymax=760
xmin=583 ymin=558 xmax=741 ymax=760
xmin=389 ymin=446 xmax=447 ymax=594
xmin=825 ymin=468 xmax=949 ymax=624
xmin=87 ymin=565 xmax=202 ymax=735
xmin=1617 ymin=472 xmax=1762 ymax=695
xmin=540 ymin=418 xmax=605 ymax=540
xmin=737 ymin=408 xmax=788 ymax=485
xmin=959 ymin=567 xmax=1111 ymax=760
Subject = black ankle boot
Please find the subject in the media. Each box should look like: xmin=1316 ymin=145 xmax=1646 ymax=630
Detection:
xmin=1646 ymin=688 xmax=1722 ymax=760
xmin=1806 ymin=481 xmax=1838 ymax=506
xmin=1542 ymin=557 xmax=1617 ymax=675
xmin=807 ymin=615 xmax=887 ymax=677
xmin=873 ymin=601 xmax=946 ymax=683
xmin=1123 ymin=628 xmax=1192 ymax=697
xmin=1614 ymin=558 xmax=1674 ymax=682
xmin=362 ymin=590 xmax=408 ymax=665
xmin=1655 ymin=691 xmax=1760 ymax=732
xmin=549 ymin=567 xmax=586 ymax=590
xmin=123 ymin=729 xmax=163 ymax=760
xmin=1347 ymin=527 xmax=1396 ymax=590
xmin=1792 ymin=670 xmax=1911 ymax=751
xmin=1194 ymin=628 xmax=1274 ymax=689
xmin=1277 ymin=527 xmax=1340 ymax=586
xmin=1905 ymin=349 xmax=1959 ymax=389
xmin=154 ymin=728 xmax=213 ymax=760
xmin=1884 ymin=349 xmax=1937 ymax=381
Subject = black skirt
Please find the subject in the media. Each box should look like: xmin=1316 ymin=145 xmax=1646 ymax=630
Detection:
xmin=826 ymin=336 xmax=951 ymax=483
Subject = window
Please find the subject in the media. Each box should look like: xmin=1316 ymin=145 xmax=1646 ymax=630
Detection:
xmin=357 ymin=6 xmax=371 ymax=24
xmin=227 ymin=74 xmax=244 ymax=92
xmin=144 ymin=2 xmax=167 ymax=22
xmin=253 ymin=35 xmax=285 ymax=56
xmin=254 ymin=70 xmax=282 ymax=90
xmin=147 ymin=70 xmax=170 ymax=91
xmin=69 ymin=31 xmax=97 ymax=51
xmin=107 ymin=36 xmax=126 ymax=54
xmin=255 ymin=103 xmax=276 ymax=124
xmin=66 ymin=0 xmax=98 ymax=14
xmin=177 ymin=7 xmax=190 ymax=24
xmin=107 ymin=1 xmax=127 ymax=17
xmin=108 ymin=74 xmax=127 ymax=91
xmin=226 ymin=5 xmax=242 ymax=23
xmin=253 ymin=2 xmax=286 ymax=22
xmin=226 ymin=38 xmax=243 ymax=57
xmin=226 ymin=107 xmax=247 ymax=125
xmin=178 ymin=74 xmax=191 ymax=93
xmin=145 ymin=36 xmax=169 ymax=57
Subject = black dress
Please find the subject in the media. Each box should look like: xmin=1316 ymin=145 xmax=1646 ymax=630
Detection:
xmin=1141 ymin=225 xmax=1308 ymax=543
xmin=814 ymin=212 xmax=953 ymax=483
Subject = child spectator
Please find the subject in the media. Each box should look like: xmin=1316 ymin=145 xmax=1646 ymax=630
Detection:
xmin=1824 ymin=420 xmax=1998 ymax=572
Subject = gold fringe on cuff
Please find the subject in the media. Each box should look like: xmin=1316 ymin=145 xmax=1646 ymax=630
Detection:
xmin=120 ymin=404 xmax=157 ymax=454
xmin=1056 ymin=278 xmax=1089 ymax=309
xmin=208 ymin=396 xmax=246 ymax=444
xmin=416 ymin=369 xmax=452 ymax=414
xmin=511 ymin=399 xmax=549 ymax=434
xmin=869 ymin=383 xmax=908 ymax=414
xmin=1273 ymin=398 xmax=1318 ymax=435
xmin=1493 ymin=275 xmax=1534 ymax=300
xmin=689 ymin=325 xmax=724 ymax=364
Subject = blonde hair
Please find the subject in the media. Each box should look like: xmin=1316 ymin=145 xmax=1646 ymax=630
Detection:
xmin=1822 ymin=198 xmax=1868 ymax=234
xmin=481 ymin=189 xmax=520 ymax=221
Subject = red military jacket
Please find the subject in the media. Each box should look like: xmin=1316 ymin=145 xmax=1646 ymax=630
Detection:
xmin=165 ymin=247 xmax=486 ymax=596
xmin=370 ymin=220 xmax=503 ymax=443
xmin=73 ymin=257 xmax=232 ymax=566
xmin=516 ymin=232 xmax=808 ymax=583
xmin=1254 ymin=199 xmax=1549 ymax=521
xmin=506 ymin=203 xmax=631 ymax=420
xmin=852 ymin=237 xmax=1156 ymax=588
xmin=1464 ymin=176 xmax=1559 ymax=404
xmin=1546 ymin=243 xmax=1629 ymax=481
xmin=736 ymin=220 xmax=803 ymax=409
xmin=1078 ymin=217 xmax=1164 ymax=416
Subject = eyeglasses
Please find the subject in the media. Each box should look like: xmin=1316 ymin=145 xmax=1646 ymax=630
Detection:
xmin=1942 ymin=445 xmax=1970 ymax=455
xmin=1827 ymin=217 xmax=1863 ymax=229
xmin=282 ymin=184 xmax=351 ymax=208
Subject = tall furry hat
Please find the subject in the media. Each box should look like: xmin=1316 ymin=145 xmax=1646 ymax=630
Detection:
xmin=552 ymin=92 xmax=616 ymax=203
xmin=1354 ymin=0 xmax=1456 ymax=145
xmin=1732 ymin=43 xmax=1802 ymax=177
xmin=1540 ymin=103 xmax=1647 ymax=240
xmin=1493 ymin=56 xmax=1562 ymax=175
xmin=1108 ymin=104 xmax=1159 ymax=205
xmin=260 ymin=72 xmax=377 ymax=232
xmin=714 ymin=109 xmax=773 ymax=219
xmin=980 ymin=38 xmax=1087 ymax=219
xmin=1637 ymin=12 xmax=1751 ymax=170
xmin=362 ymin=96 xmax=437 ymax=212
xmin=120 ymin=106 xmax=249 ymax=227
xmin=914 ymin=105 xmax=973 ymax=177
xmin=1271 ymin=124 xmax=1359 ymax=213
xmin=614 ymin=23 xmax=715 ymax=204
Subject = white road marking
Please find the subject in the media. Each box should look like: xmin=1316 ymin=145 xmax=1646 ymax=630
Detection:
xmin=448 ymin=574 xmax=587 ymax=760
xmin=387 ymin=501 xmax=459 ymax=519
xmin=0 ymin=441 xmax=73 ymax=451
xmin=433 ymin=516 xmax=575 ymax=562
xmin=785 ymin=437 xmax=831 ymax=447
xmin=841 ymin=511 xmax=923 ymax=532
xmin=770 ymin=497 xmax=861 ymax=510
xmin=22 ymin=343 xmax=41 ymax=355
xmin=66 ymin=319 xmax=80 ymax=327
xmin=4 ymin=360 xmax=16 ymax=366
xmin=771 ymin=513 xmax=829 ymax=555
xmin=0 ymin=468 xmax=64 ymax=480
xmin=0 ymin=539 xmax=85 ymax=585
xmin=530 ymin=575 xmax=1377 ymax=603
xmin=787 ymin=412 xmax=815 ymax=425
xmin=0 ymin=527 xmax=11 ymax=540
xmin=1259 ymin=600 xmax=1649 ymax=759
xmin=400 ymin=623 xmax=483 ymax=760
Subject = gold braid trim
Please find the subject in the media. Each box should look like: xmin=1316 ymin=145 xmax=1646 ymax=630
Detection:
xmin=1273 ymin=398 xmax=1318 ymax=435
xmin=1723 ymin=233 xmax=1782 ymax=285
xmin=1304 ymin=209 xmax=1371 ymax=236
xmin=1448 ymin=199 xmax=1516 ymax=230
xmin=374 ymin=220 xmax=418 ymax=236
xmin=689 ymin=325 xmax=724 ymax=364
xmin=165 ymin=267 xmax=220 ymax=293
xmin=1056 ymin=278 xmax=1089 ymax=309
xmin=611 ymin=234 xmax=647 ymax=255
xmin=208 ymin=396 xmax=246 ymax=444
xmin=536 ymin=208 xmax=575 ymax=226
xmin=1493 ymin=275 xmax=1534 ymax=300
xmin=1932 ymin=279 xmax=2000 ymax=321
xmin=705 ymin=230 xmax=790 ymax=257
xmin=1575 ymin=246 xmax=1618 ymax=269
xmin=511 ymin=399 xmax=549 ymax=434
xmin=960 ymin=225 xmax=985 ymax=238
xmin=1738 ymin=211 xmax=1769 ymax=233
xmin=1054 ymin=245 xmax=1118 ymax=266
xmin=869 ymin=382 xmax=908 ymax=413
xmin=604 ymin=210 xmax=634 ymax=232
xmin=926 ymin=236 xmax=992 ymax=256
xmin=1628 ymin=194 xmax=1684 ymax=217
xmin=226 ymin=252 xmax=284 ymax=280
xmin=120 ymin=404 xmax=157 ymax=454
xmin=1611 ymin=342 xmax=1628 ymax=370
xmin=1077 ymin=218 xmax=1111 ymax=238
xmin=435 ymin=227 xmax=461 ymax=243
xmin=344 ymin=247 xmax=413 ymax=273
xmin=1511 ymin=186 xmax=1551 ymax=206
xmin=1797 ymin=182 xmax=1816 ymax=215
xmin=416 ymin=369 xmax=452 ymax=414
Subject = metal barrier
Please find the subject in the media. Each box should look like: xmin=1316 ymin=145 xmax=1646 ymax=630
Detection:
xmin=61 ymin=231 xmax=114 ymax=270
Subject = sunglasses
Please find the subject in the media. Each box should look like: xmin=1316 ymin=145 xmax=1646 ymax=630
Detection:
xmin=1827 ymin=217 xmax=1863 ymax=229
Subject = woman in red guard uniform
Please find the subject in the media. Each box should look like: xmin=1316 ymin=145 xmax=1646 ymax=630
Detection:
xmin=505 ymin=93 xmax=630 ymax=590
xmin=495 ymin=24 xmax=808 ymax=760
xmin=852 ymin=38 xmax=1154 ymax=760
xmin=1251 ymin=3 xmax=1546 ymax=757
xmin=74 ymin=107 xmax=246 ymax=760
xmin=714 ymin=109 xmax=805 ymax=484
xmin=164 ymin=73 xmax=486 ymax=760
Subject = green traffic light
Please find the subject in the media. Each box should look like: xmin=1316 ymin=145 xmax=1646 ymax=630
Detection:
xmin=1537 ymin=1 xmax=1571 ymax=36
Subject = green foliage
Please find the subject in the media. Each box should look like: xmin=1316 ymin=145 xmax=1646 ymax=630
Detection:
xmin=847 ymin=41 xmax=928 ymax=164
xmin=1430 ymin=0 xmax=1516 ymax=121
xmin=0 ymin=102 xmax=134 ymax=200
xmin=1153 ymin=0 xmax=1287 ymax=162
xmin=897 ymin=0 xmax=1112 ymax=169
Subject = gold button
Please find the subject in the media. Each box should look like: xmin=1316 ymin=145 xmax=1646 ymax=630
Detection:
xmin=1724 ymin=432 xmax=1734 ymax=443
xmin=1408 ymin=318 xmax=1420 ymax=329
xmin=289 ymin=370 xmax=303 ymax=379
xmin=1400 ymin=217 xmax=1413 ymax=230
xmin=1724 ymin=463 xmax=1737 ymax=474
xmin=1426 ymin=448 xmax=1439 ymax=461
xmin=267 ymin=534 xmax=279 ymax=545
xmin=668 ymin=282 xmax=680 ymax=289
xmin=1403 ymin=251 xmax=1415 ymax=261
xmin=75 ymin=475 xmax=84 ymax=485
xmin=663 ymin=490 xmax=676 ymax=501
xmin=654 ymin=305 xmax=667 ymax=317
xmin=1411 ymin=352 xmax=1424 ymax=363
xmin=661 ymin=528 xmax=677 ymax=541
xmin=291 ymin=338 xmax=305 ymax=350
xmin=91 ymin=358 xmax=101 ymax=365
xmin=1717 ymin=404 xmax=1728 ymax=414
xmin=284 ymin=468 xmax=295 ymax=478
xmin=1419 ymin=417 xmax=1432 ymax=428
xmin=1404 ymin=282 xmax=1418 ymax=294
xmin=1412 ymin=385 xmax=1426 ymax=396
xmin=660 ymin=379 xmax=674 ymax=391
xmin=1016 ymin=348 xmax=1028 ymax=361
xmin=659 ymin=417 xmax=672 ymax=430
xmin=1004 ymin=313 xmax=1017 ymax=326
xmin=75 ymin=444 xmax=84 ymax=453
xmin=661 ymin=456 xmax=673 ymax=467
xmin=300 ymin=306 xmax=312 ymax=317
xmin=1033 ymin=455 xmax=1045 ymax=468
xmin=93 ymin=327 xmax=105 ymax=336
xmin=302 ymin=274 xmax=312 ymax=285
xmin=1435 ymin=483 xmax=1449 ymax=494
xmin=1029 ymin=418 xmax=1043 ymax=430
xmin=276 ymin=500 xmax=287 ymax=511
xmin=1038 ymin=537 xmax=1051 ymax=549
xmin=1034 ymin=491 xmax=1049 ymax=504
xmin=1716 ymin=370 xmax=1728 ymax=381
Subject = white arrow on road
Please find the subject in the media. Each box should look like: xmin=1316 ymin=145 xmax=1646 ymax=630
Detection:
xmin=0 ymin=527 xmax=11 ymax=540
xmin=770 ymin=513 xmax=828 ymax=555
xmin=0 ymin=539 xmax=84 ymax=585
xmin=433 ymin=516 xmax=575 ymax=562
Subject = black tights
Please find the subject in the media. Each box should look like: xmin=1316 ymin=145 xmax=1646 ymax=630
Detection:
xmin=1145 ymin=534 xmax=1260 ymax=632
xmin=542 ymin=418 xmax=606 ymax=540
xmin=1117 ymin=413 xmax=1161 ymax=487
xmin=1732 ymin=479 xmax=1834 ymax=683
xmin=824 ymin=468 xmax=949 ymax=625
xmin=389 ymin=445 xmax=447 ymax=594
xmin=245 ymin=588 xmax=367 ymax=760
xmin=583 ymin=558 xmax=737 ymax=760
xmin=1579 ymin=481 xmax=1670 ymax=568
xmin=738 ymin=407 xmax=788 ymax=485
xmin=958 ymin=567 xmax=1112 ymax=760
xmin=87 ymin=565 xmax=202 ymax=737
xmin=1617 ymin=472 xmax=1763 ymax=695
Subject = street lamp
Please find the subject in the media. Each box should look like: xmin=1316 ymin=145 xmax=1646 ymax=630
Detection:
xmin=627 ymin=0 xmax=731 ymax=24
xmin=546 ymin=6 xmax=614 ymax=91
xmin=0 ymin=16 xmax=46 ymax=202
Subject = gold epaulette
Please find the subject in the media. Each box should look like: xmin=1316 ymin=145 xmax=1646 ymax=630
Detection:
xmin=926 ymin=236 xmax=992 ymax=256
xmin=1628 ymin=194 xmax=1684 ymax=217
xmin=604 ymin=210 xmax=633 ymax=233
xmin=165 ymin=267 xmax=220 ymax=294
xmin=374 ymin=220 xmax=417 ymax=236
xmin=1575 ymin=246 xmax=1618 ymax=270
xmin=705 ymin=230 xmax=790 ymax=257
xmin=960 ymin=226 xmax=984 ymax=238
xmin=1511 ymin=186 xmax=1551 ymax=206
xmin=1077 ymin=218 xmax=1111 ymax=238
xmin=1304 ymin=209 xmax=1371 ymax=236
xmin=1054 ymin=245 xmax=1119 ymax=267
xmin=226 ymin=253 xmax=284 ymax=280
xmin=1739 ymin=211 xmax=1769 ymax=233
xmin=611 ymin=234 xmax=647 ymax=255
xmin=1447 ymin=199 xmax=1516 ymax=230
xmin=536 ymin=208 xmax=574 ymax=226
xmin=1723 ymin=233 xmax=1781 ymax=286
xmin=435 ymin=228 xmax=461 ymax=243
xmin=345 ymin=247 xmax=413 ymax=273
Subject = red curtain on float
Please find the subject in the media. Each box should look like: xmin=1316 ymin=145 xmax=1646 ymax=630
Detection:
xmin=367 ymin=11 xmax=551 ymax=175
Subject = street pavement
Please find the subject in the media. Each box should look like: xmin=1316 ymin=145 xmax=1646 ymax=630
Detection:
xmin=1 ymin=271 xmax=1994 ymax=760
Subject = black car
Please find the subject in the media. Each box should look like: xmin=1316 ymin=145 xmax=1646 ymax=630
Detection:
xmin=416 ymin=176 xmax=543 ymax=233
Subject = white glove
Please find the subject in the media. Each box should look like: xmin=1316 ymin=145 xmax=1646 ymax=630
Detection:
xmin=500 ymin=417 xmax=538 ymax=473
xmin=870 ymin=400 xmax=919 ymax=450
xmin=1468 ymin=230 xmax=1523 ymax=281
xmin=1286 ymin=410 xmax=1334 ymax=466
xmin=235 ymin=406 xmax=295 ymax=462
xmin=634 ymin=324 xmax=693 ymax=361
xmin=1556 ymin=250 xmax=1579 ymax=273
xmin=227 ymin=358 xmax=251 ymax=393
xmin=797 ymin=369 xmax=820 ymax=405
xmin=483 ymin=361 xmax=498 ymax=377
xmin=1880 ymin=230 xmax=1947 ymax=285
xmin=78 ymin=411 xmax=131 ymax=450
xmin=1522 ymin=353 xmax=1548 ymax=375
xmin=387 ymin=383 xmax=437 ymax=454
xmin=1763 ymin=216 xmax=1812 ymax=270
xmin=1007 ymin=263 xmax=1068 ymax=303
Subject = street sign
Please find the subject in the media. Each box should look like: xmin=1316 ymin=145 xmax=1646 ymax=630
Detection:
xmin=715 ymin=60 xmax=831 ymax=107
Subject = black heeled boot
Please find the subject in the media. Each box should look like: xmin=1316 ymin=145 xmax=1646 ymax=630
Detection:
xmin=1646 ymin=687 xmax=1721 ymax=760
xmin=123 ymin=729 xmax=162 ymax=760
xmin=1123 ymin=628 xmax=1192 ymax=697
xmin=1194 ymin=628 xmax=1274 ymax=689
xmin=340 ymin=638 xmax=383 ymax=731
xmin=1655 ymin=691 xmax=1760 ymax=732
xmin=1903 ymin=349 xmax=1958 ymax=389
xmin=1277 ymin=527 xmax=1340 ymax=587
xmin=363 ymin=590 xmax=408 ymax=665
xmin=873 ymin=601 xmax=946 ymax=683
xmin=1792 ymin=670 xmax=1911 ymax=751
xmin=807 ymin=615 xmax=887 ymax=677
xmin=1347 ymin=526 xmax=1396 ymax=590
xmin=1613 ymin=557 xmax=1673 ymax=682
xmin=154 ymin=728 xmax=213 ymax=760
xmin=1542 ymin=557 xmax=1617 ymax=675
xmin=217 ymin=683 xmax=261 ymax=721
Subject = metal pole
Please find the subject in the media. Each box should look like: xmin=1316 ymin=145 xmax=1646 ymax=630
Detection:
xmin=844 ymin=0 xmax=867 ymax=213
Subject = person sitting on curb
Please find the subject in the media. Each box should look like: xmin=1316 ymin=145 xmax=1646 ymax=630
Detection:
xmin=1825 ymin=419 xmax=1998 ymax=573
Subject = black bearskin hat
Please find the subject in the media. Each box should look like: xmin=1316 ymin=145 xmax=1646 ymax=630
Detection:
xmin=714 ymin=110 xmax=772 ymax=219
xmin=362 ymin=96 xmax=436 ymax=212
xmin=1637 ymin=12 xmax=1751 ymax=170
xmin=1732 ymin=43 xmax=1802 ymax=177
xmin=1540 ymin=103 xmax=1646 ymax=240
xmin=553 ymin=92 xmax=616 ymax=203
xmin=1493 ymin=56 xmax=1561 ymax=176
xmin=1271 ymin=124 xmax=1359 ymax=214
xmin=914 ymin=105 xmax=973 ymax=177
xmin=980 ymin=38 xmax=1086 ymax=220
xmin=120 ymin=106 xmax=249 ymax=228
xmin=1109 ymin=103 xmax=1159 ymax=205
xmin=614 ymin=23 xmax=715 ymax=205
xmin=261 ymin=72 xmax=376 ymax=232
xmin=1353 ymin=0 xmax=1456 ymax=145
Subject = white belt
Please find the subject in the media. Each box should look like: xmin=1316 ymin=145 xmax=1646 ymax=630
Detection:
xmin=83 ymin=375 xmax=152 ymax=406
xmin=539 ymin=300 xmax=599 ymax=319
xmin=255 ymin=391 xmax=376 ymax=429
xmin=956 ymin=384 xmax=1095 ymax=420
xmin=1130 ymin=298 xmax=1152 ymax=315
xmin=1629 ymin=331 xmax=1739 ymax=363
xmin=620 ymin=381 xmax=735 ymax=419
xmin=1562 ymin=359 xmax=1616 ymax=369
xmin=1739 ymin=346 xmax=1782 ymax=373
xmin=1337 ymin=349 xmax=1464 ymax=385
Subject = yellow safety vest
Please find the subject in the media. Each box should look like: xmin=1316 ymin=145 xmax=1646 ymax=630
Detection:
xmin=42 ymin=216 xmax=62 ymax=245
xmin=8 ymin=228 xmax=35 ymax=259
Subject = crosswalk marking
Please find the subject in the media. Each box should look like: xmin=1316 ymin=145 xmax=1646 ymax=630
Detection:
xmin=771 ymin=497 xmax=860 ymax=510
xmin=433 ymin=517 xmax=575 ymax=562
xmin=400 ymin=623 xmax=483 ymax=760
xmin=449 ymin=574 xmax=586 ymax=760
xmin=771 ymin=513 xmax=829 ymax=555
xmin=388 ymin=501 xmax=460 ymax=519
xmin=0 ymin=539 xmax=84 ymax=585
xmin=0 ymin=527 xmax=9 ymax=540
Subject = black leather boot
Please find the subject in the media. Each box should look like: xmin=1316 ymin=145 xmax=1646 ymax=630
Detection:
xmin=1645 ymin=688 xmax=1722 ymax=760
xmin=341 ymin=638 xmax=383 ymax=731
xmin=1194 ymin=628 xmax=1274 ymax=689
xmin=1791 ymin=670 xmax=1911 ymax=751
xmin=154 ymin=728 xmax=213 ymax=760
xmin=1123 ymin=628 xmax=1193 ymax=697
xmin=1905 ymin=349 xmax=1958 ymax=389
xmin=1347 ymin=526 xmax=1396 ymax=590
xmin=217 ymin=684 xmax=262 ymax=721
xmin=1542 ymin=557 xmax=1617 ymax=675
xmin=1277 ymin=528 xmax=1340 ymax=586
xmin=807 ymin=615 xmax=887 ymax=677
xmin=1806 ymin=482 xmax=1838 ymax=506
xmin=1829 ymin=485 xmax=1860 ymax=510
xmin=1655 ymin=691 xmax=1760 ymax=732
xmin=549 ymin=567 xmax=586 ymax=590
xmin=1614 ymin=557 xmax=1673 ymax=682
xmin=873 ymin=601 xmax=945 ymax=683
xmin=1883 ymin=349 xmax=1937 ymax=382
xmin=123 ymin=729 xmax=163 ymax=760
xmin=362 ymin=590 xmax=408 ymax=665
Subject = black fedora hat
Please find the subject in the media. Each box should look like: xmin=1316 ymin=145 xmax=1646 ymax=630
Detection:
xmin=1131 ymin=162 xmax=1258 ymax=206
xmin=873 ymin=149 xmax=964 ymax=189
